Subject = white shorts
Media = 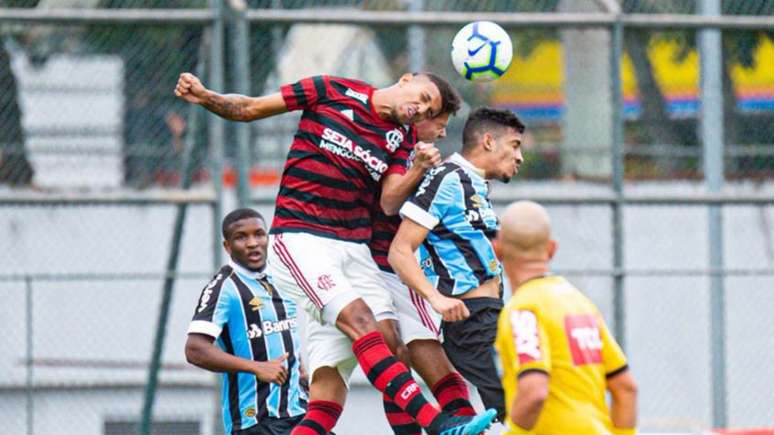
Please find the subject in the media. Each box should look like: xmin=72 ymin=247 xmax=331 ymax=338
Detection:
xmin=304 ymin=285 xmax=399 ymax=386
xmin=305 ymin=318 xmax=359 ymax=387
xmin=380 ymin=271 xmax=442 ymax=344
xmin=267 ymin=232 xmax=396 ymax=325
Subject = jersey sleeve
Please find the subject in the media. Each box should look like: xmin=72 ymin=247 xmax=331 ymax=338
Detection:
xmin=280 ymin=75 xmax=328 ymax=111
xmin=598 ymin=314 xmax=628 ymax=376
xmin=399 ymin=168 xmax=461 ymax=230
xmin=187 ymin=272 xmax=234 ymax=339
xmin=507 ymin=305 xmax=552 ymax=377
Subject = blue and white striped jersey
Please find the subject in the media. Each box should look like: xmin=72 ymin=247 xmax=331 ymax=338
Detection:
xmin=188 ymin=261 xmax=307 ymax=434
xmin=400 ymin=153 xmax=501 ymax=297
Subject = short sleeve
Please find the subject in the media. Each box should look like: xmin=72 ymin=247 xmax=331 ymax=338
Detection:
xmin=280 ymin=75 xmax=328 ymax=111
xmin=187 ymin=273 xmax=234 ymax=339
xmin=598 ymin=314 xmax=628 ymax=376
xmin=400 ymin=167 xmax=461 ymax=230
xmin=509 ymin=308 xmax=552 ymax=377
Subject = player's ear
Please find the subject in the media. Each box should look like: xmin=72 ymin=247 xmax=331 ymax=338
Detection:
xmin=483 ymin=133 xmax=495 ymax=152
xmin=547 ymin=239 xmax=558 ymax=260
xmin=398 ymin=73 xmax=414 ymax=86
xmin=493 ymin=237 xmax=503 ymax=261
xmin=222 ymin=239 xmax=232 ymax=255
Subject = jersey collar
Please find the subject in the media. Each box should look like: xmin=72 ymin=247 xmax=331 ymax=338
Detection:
xmin=229 ymin=259 xmax=267 ymax=281
xmin=448 ymin=152 xmax=486 ymax=178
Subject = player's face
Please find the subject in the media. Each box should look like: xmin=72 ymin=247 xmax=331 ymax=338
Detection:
xmin=415 ymin=112 xmax=450 ymax=142
xmin=223 ymin=217 xmax=268 ymax=271
xmin=394 ymin=75 xmax=443 ymax=124
xmin=490 ymin=128 xmax=523 ymax=183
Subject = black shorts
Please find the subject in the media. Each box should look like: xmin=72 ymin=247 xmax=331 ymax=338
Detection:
xmin=233 ymin=415 xmax=305 ymax=435
xmin=441 ymin=297 xmax=505 ymax=421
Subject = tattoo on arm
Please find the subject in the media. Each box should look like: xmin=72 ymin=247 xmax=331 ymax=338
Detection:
xmin=202 ymin=93 xmax=252 ymax=121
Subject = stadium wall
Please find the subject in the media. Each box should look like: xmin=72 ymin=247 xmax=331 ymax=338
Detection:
xmin=1 ymin=181 xmax=773 ymax=434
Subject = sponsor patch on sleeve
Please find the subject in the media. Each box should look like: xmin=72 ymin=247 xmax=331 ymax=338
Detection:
xmin=511 ymin=310 xmax=542 ymax=364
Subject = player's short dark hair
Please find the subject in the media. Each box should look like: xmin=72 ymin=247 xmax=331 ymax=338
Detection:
xmin=461 ymin=107 xmax=525 ymax=152
xmin=222 ymin=208 xmax=265 ymax=240
xmin=416 ymin=72 xmax=461 ymax=116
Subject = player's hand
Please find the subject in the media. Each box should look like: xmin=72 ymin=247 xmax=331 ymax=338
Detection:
xmin=429 ymin=294 xmax=469 ymax=322
xmin=412 ymin=142 xmax=441 ymax=170
xmin=174 ymin=72 xmax=208 ymax=105
xmin=253 ymin=353 xmax=289 ymax=385
xmin=299 ymin=360 xmax=309 ymax=392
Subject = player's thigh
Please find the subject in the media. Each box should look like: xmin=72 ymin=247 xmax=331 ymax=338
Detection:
xmin=343 ymin=244 xmax=396 ymax=321
xmin=267 ymin=233 xmax=358 ymax=323
xmin=306 ymin=318 xmax=357 ymax=402
xmin=442 ymin=298 xmax=505 ymax=414
xmin=380 ymin=271 xmax=441 ymax=344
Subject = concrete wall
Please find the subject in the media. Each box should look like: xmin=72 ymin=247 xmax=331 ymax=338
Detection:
xmin=1 ymin=181 xmax=773 ymax=434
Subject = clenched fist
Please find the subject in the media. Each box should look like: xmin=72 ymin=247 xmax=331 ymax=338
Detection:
xmin=429 ymin=294 xmax=470 ymax=322
xmin=174 ymin=72 xmax=209 ymax=105
xmin=412 ymin=142 xmax=442 ymax=170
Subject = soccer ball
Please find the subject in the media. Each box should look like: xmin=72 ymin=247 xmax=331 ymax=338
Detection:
xmin=451 ymin=21 xmax=513 ymax=82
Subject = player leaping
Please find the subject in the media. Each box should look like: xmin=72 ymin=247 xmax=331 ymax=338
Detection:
xmin=390 ymin=107 xmax=526 ymax=421
xmin=175 ymin=72 xmax=497 ymax=435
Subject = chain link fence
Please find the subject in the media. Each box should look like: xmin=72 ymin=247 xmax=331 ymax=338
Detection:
xmin=1 ymin=0 xmax=773 ymax=434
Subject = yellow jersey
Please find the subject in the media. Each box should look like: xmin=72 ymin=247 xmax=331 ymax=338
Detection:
xmin=495 ymin=275 xmax=628 ymax=435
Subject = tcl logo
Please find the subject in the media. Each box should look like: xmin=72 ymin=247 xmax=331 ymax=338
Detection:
xmin=565 ymin=314 xmax=603 ymax=366
xmin=511 ymin=310 xmax=541 ymax=364
xmin=197 ymin=273 xmax=222 ymax=313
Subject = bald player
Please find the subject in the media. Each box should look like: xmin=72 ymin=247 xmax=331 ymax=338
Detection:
xmin=493 ymin=201 xmax=638 ymax=435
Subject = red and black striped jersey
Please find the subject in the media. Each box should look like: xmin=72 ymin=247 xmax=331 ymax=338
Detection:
xmin=271 ymin=76 xmax=414 ymax=243
xmin=369 ymin=128 xmax=418 ymax=273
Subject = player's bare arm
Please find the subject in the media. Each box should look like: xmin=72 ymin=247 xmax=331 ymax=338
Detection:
xmin=174 ymin=72 xmax=288 ymax=121
xmin=607 ymin=369 xmax=638 ymax=433
xmin=509 ymin=371 xmax=549 ymax=431
xmin=381 ymin=142 xmax=442 ymax=215
xmin=388 ymin=218 xmax=469 ymax=322
xmin=185 ymin=333 xmax=289 ymax=385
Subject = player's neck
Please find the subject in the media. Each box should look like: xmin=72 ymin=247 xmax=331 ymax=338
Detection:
xmin=507 ymin=263 xmax=550 ymax=290
xmin=229 ymin=258 xmax=266 ymax=279
xmin=460 ymin=151 xmax=488 ymax=176
xmin=455 ymin=152 xmax=486 ymax=176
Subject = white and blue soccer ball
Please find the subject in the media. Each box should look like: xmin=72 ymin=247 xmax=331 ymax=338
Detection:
xmin=451 ymin=21 xmax=513 ymax=82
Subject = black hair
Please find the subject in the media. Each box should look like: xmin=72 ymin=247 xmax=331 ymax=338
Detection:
xmin=461 ymin=107 xmax=526 ymax=152
xmin=415 ymin=72 xmax=462 ymax=116
xmin=222 ymin=208 xmax=264 ymax=240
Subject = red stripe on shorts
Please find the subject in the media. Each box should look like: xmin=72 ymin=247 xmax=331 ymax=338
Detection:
xmin=410 ymin=288 xmax=438 ymax=335
xmin=273 ymin=235 xmax=324 ymax=309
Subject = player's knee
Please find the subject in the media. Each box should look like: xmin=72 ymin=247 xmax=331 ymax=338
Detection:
xmin=393 ymin=343 xmax=411 ymax=367
xmin=310 ymin=367 xmax=348 ymax=404
xmin=336 ymin=299 xmax=378 ymax=338
xmin=377 ymin=320 xmax=408 ymax=361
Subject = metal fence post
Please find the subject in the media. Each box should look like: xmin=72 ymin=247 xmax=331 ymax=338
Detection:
xmin=408 ymin=0 xmax=425 ymax=71
xmin=210 ymin=0 xmax=226 ymax=270
xmin=699 ymin=0 xmax=727 ymax=428
xmin=610 ymin=12 xmax=626 ymax=349
xmin=230 ymin=0 xmax=252 ymax=208
xmin=25 ymin=275 xmax=33 ymax=435
xmin=137 ymin=45 xmax=209 ymax=435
